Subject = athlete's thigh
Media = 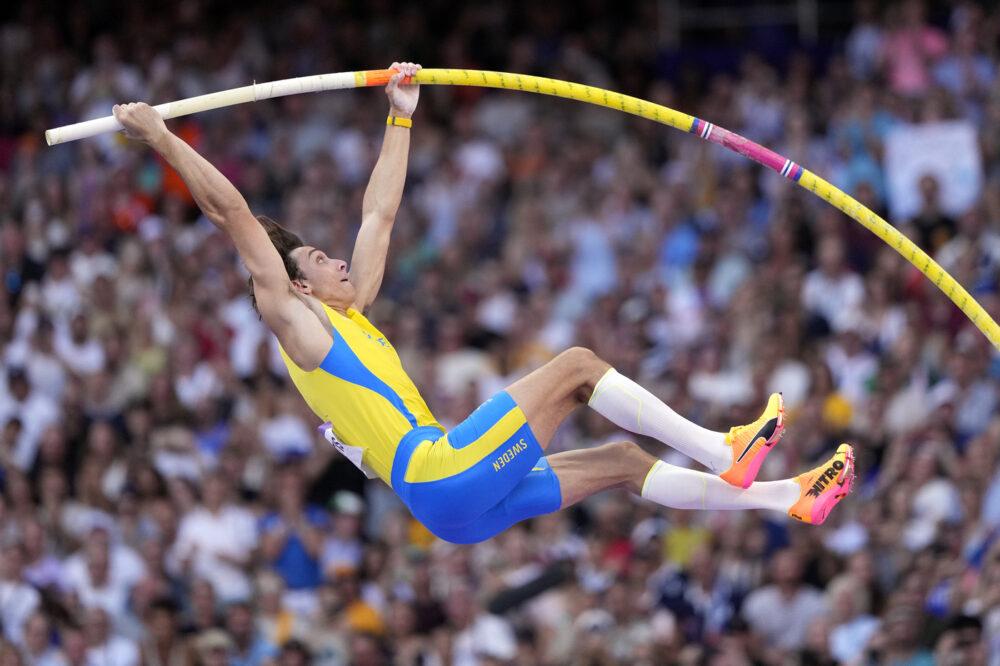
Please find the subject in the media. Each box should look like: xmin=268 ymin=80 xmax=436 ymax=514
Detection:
xmin=397 ymin=391 xmax=543 ymax=530
xmin=505 ymin=347 xmax=611 ymax=449
xmin=429 ymin=459 xmax=563 ymax=545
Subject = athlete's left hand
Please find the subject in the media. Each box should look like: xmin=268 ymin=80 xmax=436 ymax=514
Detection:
xmin=386 ymin=61 xmax=421 ymax=119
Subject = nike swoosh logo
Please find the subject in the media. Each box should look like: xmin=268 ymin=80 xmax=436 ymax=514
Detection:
xmin=735 ymin=417 xmax=778 ymax=463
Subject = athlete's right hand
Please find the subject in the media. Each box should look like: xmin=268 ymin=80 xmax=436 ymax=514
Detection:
xmin=112 ymin=102 xmax=168 ymax=145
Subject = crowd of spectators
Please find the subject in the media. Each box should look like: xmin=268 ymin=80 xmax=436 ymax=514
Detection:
xmin=2 ymin=0 xmax=1000 ymax=663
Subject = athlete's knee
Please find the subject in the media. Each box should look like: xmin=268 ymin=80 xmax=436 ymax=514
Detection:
xmin=603 ymin=440 xmax=655 ymax=492
xmin=559 ymin=346 xmax=599 ymax=367
xmin=603 ymin=439 xmax=643 ymax=460
xmin=557 ymin=347 xmax=610 ymax=402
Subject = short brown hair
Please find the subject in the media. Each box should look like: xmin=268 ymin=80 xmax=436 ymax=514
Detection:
xmin=248 ymin=215 xmax=305 ymax=315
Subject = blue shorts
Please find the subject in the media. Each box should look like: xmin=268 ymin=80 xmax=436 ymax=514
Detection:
xmin=391 ymin=391 xmax=562 ymax=544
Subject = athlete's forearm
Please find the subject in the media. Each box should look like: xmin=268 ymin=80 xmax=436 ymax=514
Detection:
xmin=360 ymin=122 xmax=410 ymax=226
xmin=150 ymin=131 xmax=249 ymax=226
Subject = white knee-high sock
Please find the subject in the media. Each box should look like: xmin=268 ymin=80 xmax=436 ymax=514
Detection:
xmin=640 ymin=461 xmax=799 ymax=512
xmin=588 ymin=369 xmax=731 ymax=473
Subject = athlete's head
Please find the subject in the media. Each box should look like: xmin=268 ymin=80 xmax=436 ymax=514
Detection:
xmin=249 ymin=216 xmax=355 ymax=312
xmin=287 ymin=241 xmax=355 ymax=308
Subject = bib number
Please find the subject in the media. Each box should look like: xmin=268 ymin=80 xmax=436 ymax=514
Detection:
xmin=317 ymin=422 xmax=378 ymax=479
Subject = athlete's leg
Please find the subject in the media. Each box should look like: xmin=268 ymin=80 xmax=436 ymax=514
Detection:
xmin=504 ymin=348 xmax=782 ymax=486
xmin=549 ymin=441 xmax=855 ymax=524
xmin=503 ymin=347 xmax=612 ymax=450
xmin=429 ymin=441 xmax=855 ymax=543
xmin=548 ymin=441 xmax=795 ymax=511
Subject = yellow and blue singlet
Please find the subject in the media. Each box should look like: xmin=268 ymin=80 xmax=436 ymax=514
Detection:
xmin=279 ymin=303 xmax=561 ymax=543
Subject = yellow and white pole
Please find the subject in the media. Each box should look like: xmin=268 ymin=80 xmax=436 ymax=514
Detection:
xmin=44 ymin=68 xmax=1000 ymax=351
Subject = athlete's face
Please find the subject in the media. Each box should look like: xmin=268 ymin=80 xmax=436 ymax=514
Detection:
xmin=290 ymin=246 xmax=356 ymax=308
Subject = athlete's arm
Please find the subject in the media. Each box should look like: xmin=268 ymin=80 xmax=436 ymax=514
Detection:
xmin=349 ymin=61 xmax=421 ymax=313
xmin=113 ymin=103 xmax=330 ymax=370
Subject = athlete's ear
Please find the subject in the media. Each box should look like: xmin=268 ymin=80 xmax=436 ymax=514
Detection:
xmin=292 ymin=279 xmax=311 ymax=294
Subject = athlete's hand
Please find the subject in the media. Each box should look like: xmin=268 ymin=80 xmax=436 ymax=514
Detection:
xmin=112 ymin=102 xmax=169 ymax=145
xmin=386 ymin=61 xmax=421 ymax=119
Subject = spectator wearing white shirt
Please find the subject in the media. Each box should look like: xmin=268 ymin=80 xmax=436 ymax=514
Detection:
xmin=825 ymin=321 xmax=879 ymax=410
xmin=57 ymin=626 xmax=88 ymax=666
xmin=801 ymin=234 xmax=864 ymax=333
xmin=20 ymin=612 xmax=68 ymax=666
xmin=83 ymin=607 xmax=139 ymax=666
xmin=741 ymin=549 xmax=827 ymax=652
xmin=927 ymin=346 xmax=999 ymax=445
xmin=38 ymin=249 xmax=82 ymax=320
xmin=171 ymin=474 xmax=257 ymax=604
xmin=0 ymin=368 xmax=58 ymax=470
xmin=64 ymin=530 xmax=144 ymax=624
xmin=21 ymin=517 xmax=67 ymax=597
xmin=0 ymin=541 xmax=41 ymax=646
xmin=170 ymin=338 xmax=221 ymax=410
xmin=447 ymin=582 xmax=518 ymax=666
xmin=54 ymin=313 xmax=105 ymax=377
xmin=826 ymin=574 xmax=880 ymax=663
xmin=68 ymin=234 xmax=117 ymax=288
xmin=19 ymin=319 xmax=68 ymax=403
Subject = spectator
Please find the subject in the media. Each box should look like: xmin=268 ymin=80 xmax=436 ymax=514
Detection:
xmin=0 ymin=542 xmax=41 ymax=645
xmin=907 ymin=174 xmax=957 ymax=253
xmin=302 ymin=580 xmax=349 ymax=666
xmin=0 ymin=368 xmax=58 ymax=470
xmin=63 ymin=526 xmax=145 ymax=624
xmin=57 ymin=627 xmax=87 ymax=666
xmin=54 ymin=313 xmax=105 ymax=378
xmin=934 ymin=614 xmax=987 ymax=666
xmin=880 ymin=0 xmax=949 ymax=97
xmin=446 ymin=583 xmax=517 ymax=666
xmin=170 ymin=474 xmax=257 ymax=604
xmin=192 ymin=630 xmax=233 ymax=666
xmin=826 ymin=574 xmax=880 ymax=663
xmin=19 ymin=612 xmax=65 ymax=666
xmin=321 ymin=491 xmax=365 ymax=578
xmin=259 ymin=464 xmax=327 ymax=613
xmin=741 ymin=549 xmax=827 ymax=652
xmin=225 ymin=602 xmax=277 ymax=666
xmin=801 ymin=234 xmax=865 ymax=334
xmin=861 ymin=605 xmax=935 ymax=666
xmin=656 ymin=543 xmax=744 ymax=644
xmin=83 ymin=607 xmax=139 ymax=666
xmin=140 ymin=599 xmax=189 ymax=666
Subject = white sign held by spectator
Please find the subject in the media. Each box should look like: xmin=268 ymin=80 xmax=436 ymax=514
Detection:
xmin=884 ymin=120 xmax=983 ymax=221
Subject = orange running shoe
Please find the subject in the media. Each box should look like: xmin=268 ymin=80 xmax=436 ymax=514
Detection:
xmin=720 ymin=393 xmax=785 ymax=489
xmin=788 ymin=444 xmax=856 ymax=525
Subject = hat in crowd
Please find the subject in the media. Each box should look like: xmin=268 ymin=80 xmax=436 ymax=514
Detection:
xmin=196 ymin=629 xmax=235 ymax=654
xmin=329 ymin=490 xmax=364 ymax=516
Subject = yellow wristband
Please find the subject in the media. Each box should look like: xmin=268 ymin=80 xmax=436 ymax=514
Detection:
xmin=386 ymin=115 xmax=412 ymax=128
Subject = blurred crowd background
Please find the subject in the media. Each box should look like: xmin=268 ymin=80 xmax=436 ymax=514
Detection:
xmin=2 ymin=0 xmax=1000 ymax=664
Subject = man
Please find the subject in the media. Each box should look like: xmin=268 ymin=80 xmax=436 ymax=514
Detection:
xmin=21 ymin=612 xmax=68 ymax=666
xmin=170 ymin=473 xmax=257 ymax=604
xmin=0 ymin=541 xmax=41 ymax=645
xmin=258 ymin=463 xmax=327 ymax=612
xmin=741 ymin=548 xmax=828 ymax=652
xmin=112 ymin=61 xmax=853 ymax=545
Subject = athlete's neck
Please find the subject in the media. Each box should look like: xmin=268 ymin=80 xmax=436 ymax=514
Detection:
xmin=325 ymin=301 xmax=351 ymax=316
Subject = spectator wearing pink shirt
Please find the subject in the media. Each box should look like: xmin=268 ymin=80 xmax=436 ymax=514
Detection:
xmin=881 ymin=0 xmax=949 ymax=97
